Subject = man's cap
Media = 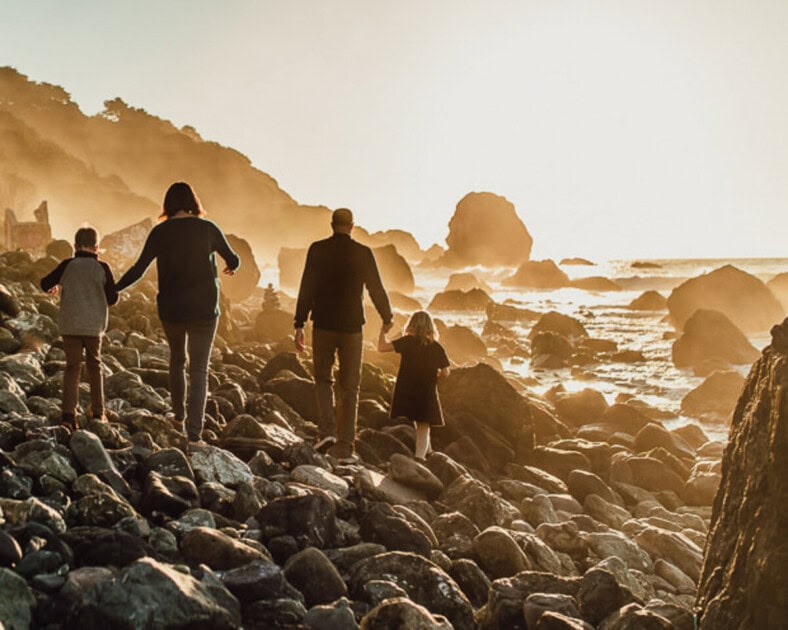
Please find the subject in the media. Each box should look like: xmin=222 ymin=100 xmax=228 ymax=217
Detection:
xmin=331 ymin=208 xmax=354 ymax=226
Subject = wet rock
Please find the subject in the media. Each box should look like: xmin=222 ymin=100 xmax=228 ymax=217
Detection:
xmin=439 ymin=363 xmax=533 ymax=441
xmin=672 ymin=309 xmax=759 ymax=370
xmin=190 ymin=444 xmax=253 ymax=488
xmin=577 ymin=568 xmax=637 ymax=626
xmin=218 ymin=558 xmax=290 ymax=602
xmin=584 ymin=531 xmax=652 ymax=573
xmin=667 ymin=264 xmax=784 ymax=332
xmin=324 ymin=543 xmax=387 ymax=576
xmin=472 ymin=526 xmax=531 ymax=578
xmin=257 ymin=493 xmax=337 ymax=549
xmin=362 ymin=579 xmax=409 ymax=607
xmin=141 ymin=470 xmax=200 ymax=516
xmin=441 ymin=476 xmax=520 ymax=530
xmin=290 ymin=464 xmax=349 ymax=498
xmin=181 ymin=526 xmax=271 ymax=570
xmin=0 ymin=567 xmax=36 ymax=629
xmin=0 ymin=353 xmax=45 ymax=394
xmin=448 ymin=558 xmax=491 ymax=608
xmin=262 ymin=372 xmax=320 ymax=424
xmin=530 ymin=312 xmax=588 ymax=342
xmin=303 ymin=596 xmax=359 ymax=630
xmin=445 ymin=272 xmax=493 ymax=294
xmin=360 ymin=596 xmax=452 ymax=629
xmin=349 ymin=551 xmax=474 ymax=630
xmin=0 ymin=529 xmax=23 ymax=567
xmin=437 ymin=322 xmax=489 ymax=366
xmin=552 ymin=388 xmax=608 ymax=427
xmin=478 ymin=571 xmax=581 ymax=630
xmin=283 ymin=546 xmax=348 ymax=607
xmin=72 ymin=492 xmax=138 ymax=527
xmin=633 ymin=423 xmax=695 ymax=461
xmin=66 ymin=557 xmax=241 ymax=628
xmin=627 ymin=291 xmax=667 ymax=310
xmin=428 ymin=288 xmax=493 ymax=312
xmin=389 ymin=453 xmax=444 ymax=496
xmin=504 ymin=260 xmax=569 ymax=289
xmin=599 ymin=603 xmax=673 ymax=629
xmin=242 ymin=598 xmax=308 ymax=629
xmin=570 ymin=276 xmax=621 ymax=292
xmin=634 ymin=526 xmax=702 ymax=582
xmin=360 ymin=502 xmax=433 ymax=556
xmin=61 ymin=526 xmax=155 ymax=568
xmin=523 ymin=593 xmax=581 ymax=629
xmin=680 ymin=370 xmax=745 ymax=419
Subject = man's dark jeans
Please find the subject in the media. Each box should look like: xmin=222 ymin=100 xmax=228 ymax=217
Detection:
xmin=162 ymin=318 xmax=218 ymax=441
xmin=312 ymin=327 xmax=363 ymax=451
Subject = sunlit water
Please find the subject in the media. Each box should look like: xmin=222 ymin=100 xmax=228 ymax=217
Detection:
xmin=409 ymin=258 xmax=788 ymax=443
xmin=260 ymin=257 xmax=786 ymax=443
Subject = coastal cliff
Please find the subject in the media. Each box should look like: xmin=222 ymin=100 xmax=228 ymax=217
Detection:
xmin=696 ymin=317 xmax=788 ymax=628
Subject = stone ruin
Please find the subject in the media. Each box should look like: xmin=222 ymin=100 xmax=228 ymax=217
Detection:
xmin=3 ymin=201 xmax=52 ymax=253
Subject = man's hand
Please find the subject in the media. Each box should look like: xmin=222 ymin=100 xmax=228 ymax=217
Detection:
xmin=294 ymin=327 xmax=305 ymax=353
xmin=222 ymin=267 xmax=236 ymax=276
xmin=382 ymin=321 xmax=394 ymax=334
xmin=47 ymin=286 xmax=59 ymax=296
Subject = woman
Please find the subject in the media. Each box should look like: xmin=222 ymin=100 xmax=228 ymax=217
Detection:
xmin=116 ymin=182 xmax=240 ymax=450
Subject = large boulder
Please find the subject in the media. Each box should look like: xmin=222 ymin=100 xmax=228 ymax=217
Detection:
xmin=349 ymin=552 xmax=475 ymax=630
xmin=428 ymin=289 xmax=492 ymax=312
xmin=439 ymin=363 xmax=532 ymax=441
xmin=628 ymin=291 xmax=667 ymax=311
xmin=503 ymin=260 xmax=570 ymax=289
xmin=696 ymin=332 xmax=788 ymax=627
xmin=219 ymin=233 xmax=261 ymax=304
xmin=440 ymin=192 xmax=532 ymax=267
xmin=671 ymin=309 xmax=759 ymax=370
xmin=667 ymin=264 xmax=785 ymax=333
xmin=445 ymin=272 xmax=493 ymax=294
xmin=680 ymin=370 xmax=746 ymax=420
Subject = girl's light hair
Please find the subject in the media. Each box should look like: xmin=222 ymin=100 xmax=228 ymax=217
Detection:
xmin=405 ymin=310 xmax=438 ymax=343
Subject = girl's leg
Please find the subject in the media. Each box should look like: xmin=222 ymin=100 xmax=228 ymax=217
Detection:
xmin=162 ymin=321 xmax=187 ymax=423
xmin=185 ymin=318 xmax=218 ymax=442
xmin=414 ymin=421 xmax=431 ymax=460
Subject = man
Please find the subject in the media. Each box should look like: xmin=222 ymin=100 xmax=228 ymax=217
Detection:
xmin=294 ymin=208 xmax=393 ymax=462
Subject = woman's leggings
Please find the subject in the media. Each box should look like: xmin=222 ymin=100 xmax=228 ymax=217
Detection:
xmin=161 ymin=318 xmax=218 ymax=441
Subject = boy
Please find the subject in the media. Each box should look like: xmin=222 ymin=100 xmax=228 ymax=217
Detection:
xmin=40 ymin=226 xmax=118 ymax=430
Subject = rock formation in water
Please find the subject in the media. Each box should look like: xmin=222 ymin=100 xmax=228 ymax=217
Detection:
xmin=428 ymin=289 xmax=493 ymax=312
xmin=364 ymin=230 xmax=424 ymax=263
xmin=628 ymin=291 xmax=668 ymax=311
xmin=667 ymin=264 xmax=785 ymax=333
xmin=444 ymin=272 xmax=493 ymax=294
xmin=696 ymin=318 xmax=788 ymax=628
xmin=439 ymin=192 xmax=533 ymax=268
xmin=671 ymin=309 xmax=760 ymax=372
xmin=503 ymin=260 xmax=570 ymax=289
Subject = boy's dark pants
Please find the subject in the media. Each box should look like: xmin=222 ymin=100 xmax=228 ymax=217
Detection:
xmin=62 ymin=335 xmax=103 ymax=417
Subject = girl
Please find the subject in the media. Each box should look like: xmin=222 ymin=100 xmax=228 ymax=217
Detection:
xmin=115 ymin=182 xmax=240 ymax=452
xmin=378 ymin=311 xmax=450 ymax=460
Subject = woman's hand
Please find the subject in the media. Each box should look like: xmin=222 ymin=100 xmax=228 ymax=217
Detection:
xmin=222 ymin=267 xmax=236 ymax=276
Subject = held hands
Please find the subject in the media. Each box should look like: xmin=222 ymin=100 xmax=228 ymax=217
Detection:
xmin=294 ymin=327 xmax=305 ymax=353
xmin=381 ymin=321 xmax=394 ymax=334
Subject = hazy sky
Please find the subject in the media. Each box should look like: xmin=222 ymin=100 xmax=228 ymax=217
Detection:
xmin=1 ymin=0 xmax=787 ymax=259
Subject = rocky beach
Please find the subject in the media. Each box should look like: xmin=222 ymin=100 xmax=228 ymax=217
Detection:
xmin=1 ymin=198 xmax=786 ymax=629
xmin=1 ymin=69 xmax=788 ymax=630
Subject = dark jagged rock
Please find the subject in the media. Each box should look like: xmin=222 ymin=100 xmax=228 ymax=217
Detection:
xmin=349 ymin=551 xmax=475 ymax=630
xmin=696 ymin=345 xmax=788 ymax=628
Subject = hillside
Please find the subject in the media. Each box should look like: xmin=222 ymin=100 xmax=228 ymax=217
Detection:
xmin=0 ymin=67 xmax=344 ymax=262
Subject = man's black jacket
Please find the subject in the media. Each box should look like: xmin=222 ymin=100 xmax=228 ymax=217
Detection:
xmin=294 ymin=233 xmax=393 ymax=333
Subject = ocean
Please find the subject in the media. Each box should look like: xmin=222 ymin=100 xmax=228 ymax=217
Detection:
xmin=409 ymin=257 xmax=788 ymax=442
